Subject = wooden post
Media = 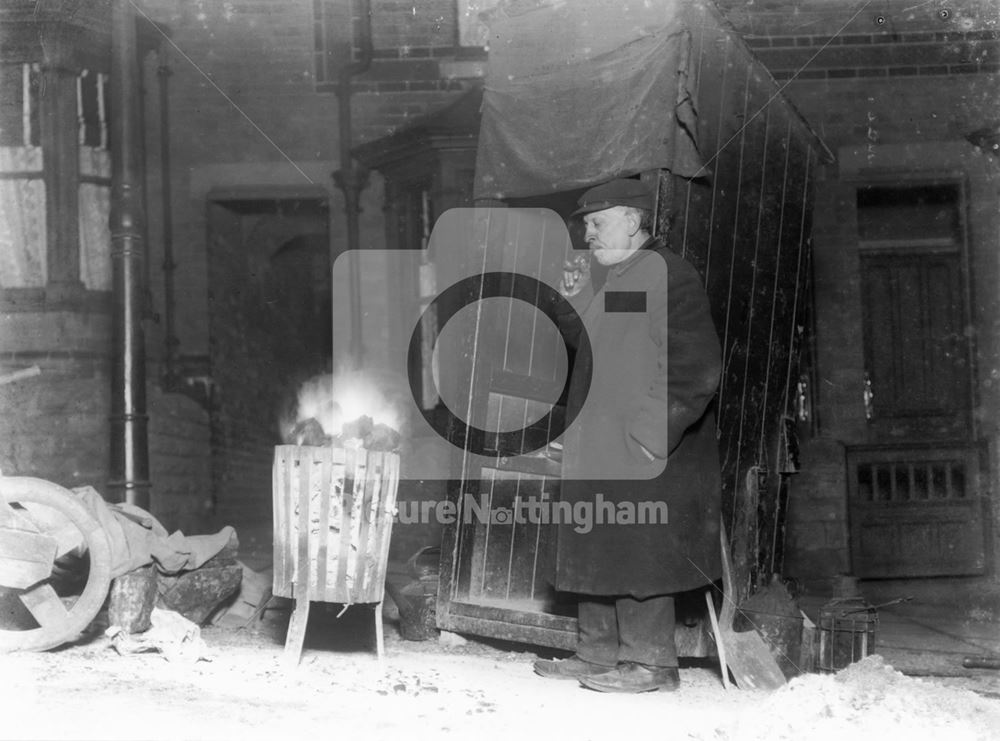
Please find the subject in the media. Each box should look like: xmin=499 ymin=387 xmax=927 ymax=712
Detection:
xmin=108 ymin=0 xmax=151 ymax=509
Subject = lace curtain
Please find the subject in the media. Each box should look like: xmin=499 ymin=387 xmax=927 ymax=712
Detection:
xmin=0 ymin=147 xmax=111 ymax=291
xmin=0 ymin=146 xmax=46 ymax=288
xmin=0 ymin=65 xmax=113 ymax=291
xmin=79 ymin=146 xmax=112 ymax=291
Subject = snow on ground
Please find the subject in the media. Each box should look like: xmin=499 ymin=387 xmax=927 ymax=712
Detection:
xmin=3 ymin=608 xmax=999 ymax=741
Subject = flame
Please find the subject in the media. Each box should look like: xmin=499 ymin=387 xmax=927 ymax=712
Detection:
xmin=290 ymin=370 xmax=404 ymax=438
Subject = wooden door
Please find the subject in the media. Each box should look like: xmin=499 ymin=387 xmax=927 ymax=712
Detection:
xmin=434 ymin=207 xmax=581 ymax=649
xmin=848 ymin=183 xmax=985 ymax=578
xmin=860 ymin=248 xmax=971 ymax=440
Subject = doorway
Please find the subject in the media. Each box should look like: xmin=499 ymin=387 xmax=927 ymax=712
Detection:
xmin=847 ymin=182 xmax=985 ymax=578
xmin=205 ymin=192 xmax=331 ymax=530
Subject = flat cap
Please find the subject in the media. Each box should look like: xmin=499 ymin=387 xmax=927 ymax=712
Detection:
xmin=572 ymin=178 xmax=653 ymax=216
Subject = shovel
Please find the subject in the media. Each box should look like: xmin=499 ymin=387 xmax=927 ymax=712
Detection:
xmin=706 ymin=523 xmax=787 ymax=691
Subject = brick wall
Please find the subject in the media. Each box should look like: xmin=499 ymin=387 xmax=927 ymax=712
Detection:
xmin=142 ymin=0 xmax=340 ymax=355
xmin=139 ymin=0 xmax=481 ymax=363
xmin=0 ymin=309 xmax=112 ymax=491
xmin=130 ymin=0 xmax=482 ymax=539
xmin=718 ymin=2 xmax=1000 ymax=586
xmin=786 ymin=77 xmax=999 ymax=584
xmin=148 ymin=385 xmax=212 ymax=533
xmin=746 ymin=29 xmax=999 ymax=79
xmin=0 ymin=306 xmax=212 ymax=534
xmin=0 ymin=358 xmax=111 ymax=489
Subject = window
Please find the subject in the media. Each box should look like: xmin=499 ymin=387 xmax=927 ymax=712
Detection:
xmin=0 ymin=63 xmax=45 ymax=288
xmin=857 ymin=183 xmax=961 ymax=243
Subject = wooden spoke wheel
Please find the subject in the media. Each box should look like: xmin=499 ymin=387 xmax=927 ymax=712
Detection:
xmin=0 ymin=477 xmax=112 ymax=652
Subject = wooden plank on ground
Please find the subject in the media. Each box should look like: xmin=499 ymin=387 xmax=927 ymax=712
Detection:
xmin=0 ymin=528 xmax=57 ymax=589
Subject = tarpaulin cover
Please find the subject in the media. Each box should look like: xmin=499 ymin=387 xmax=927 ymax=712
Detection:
xmin=73 ymin=486 xmax=236 ymax=578
xmin=474 ymin=0 xmax=705 ymax=200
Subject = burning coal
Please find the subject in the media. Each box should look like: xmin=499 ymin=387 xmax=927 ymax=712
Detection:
xmin=281 ymin=370 xmax=404 ymax=452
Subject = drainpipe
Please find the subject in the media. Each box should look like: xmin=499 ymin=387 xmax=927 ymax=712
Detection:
xmin=108 ymin=0 xmax=151 ymax=508
xmin=332 ymin=0 xmax=373 ymax=368
xmin=157 ymin=39 xmax=179 ymax=384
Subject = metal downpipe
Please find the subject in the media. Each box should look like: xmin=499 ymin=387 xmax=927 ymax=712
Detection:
xmin=108 ymin=0 xmax=151 ymax=508
xmin=333 ymin=0 xmax=373 ymax=368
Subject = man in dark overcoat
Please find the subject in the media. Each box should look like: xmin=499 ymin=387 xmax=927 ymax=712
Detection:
xmin=533 ymin=179 xmax=722 ymax=693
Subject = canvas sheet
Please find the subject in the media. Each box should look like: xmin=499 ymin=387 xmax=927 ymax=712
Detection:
xmin=474 ymin=0 xmax=705 ymax=199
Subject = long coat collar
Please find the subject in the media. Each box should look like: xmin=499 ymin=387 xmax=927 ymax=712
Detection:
xmin=610 ymin=235 xmax=662 ymax=278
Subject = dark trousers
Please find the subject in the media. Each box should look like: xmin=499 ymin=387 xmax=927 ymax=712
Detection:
xmin=575 ymin=594 xmax=677 ymax=668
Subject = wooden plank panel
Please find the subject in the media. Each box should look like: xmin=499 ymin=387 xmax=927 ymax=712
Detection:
xmin=926 ymin=258 xmax=966 ymax=411
xmin=466 ymin=468 xmax=504 ymax=600
xmin=860 ymin=249 xmax=971 ymax=438
xmin=442 ymin=596 xmax=711 ymax=656
xmin=334 ymin=449 xmax=357 ymax=598
xmin=479 ymin=471 xmax=521 ymax=601
xmin=315 ymin=447 xmax=332 ymax=601
xmin=435 ymin=1 xmax=827 ymax=640
xmin=347 ymin=454 xmax=368 ymax=593
xmin=848 ymin=446 xmax=985 ymax=577
xmin=854 ymin=507 xmax=985 ymax=577
xmin=295 ymin=447 xmax=311 ymax=601
xmin=504 ymin=474 xmax=551 ymax=602
xmin=272 ymin=448 xmax=291 ymax=598
xmin=47 ymin=522 xmax=86 ymax=559
xmin=442 ymin=611 xmax=576 ymax=651
xmin=0 ymin=528 xmax=57 ymax=589
xmin=20 ymin=582 xmax=69 ymax=629
xmin=303 ymin=449 xmax=317 ymax=598
xmin=353 ymin=454 xmax=378 ymax=594
xmin=370 ymin=452 xmax=399 ymax=602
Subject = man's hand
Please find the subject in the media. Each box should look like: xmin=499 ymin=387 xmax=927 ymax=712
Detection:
xmin=559 ymin=252 xmax=592 ymax=298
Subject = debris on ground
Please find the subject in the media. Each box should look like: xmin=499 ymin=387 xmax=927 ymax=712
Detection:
xmin=5 ymin=605 xmax=999 ymax=741
xmin=212 ymin=561 xmax=273 ymax=629
xmin=438 ymin=630 xmax=468 ymax=648
xmin=726 ymin=654 xmax=1000 ymax=741
xmin=106 ymin=608 xmax=211 ymax=663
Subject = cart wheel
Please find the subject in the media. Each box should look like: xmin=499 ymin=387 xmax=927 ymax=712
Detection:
xmin=0 ymin=477 xmax=113 ymax=652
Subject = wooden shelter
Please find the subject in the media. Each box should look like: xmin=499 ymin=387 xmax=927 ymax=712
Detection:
xmin=357 ymin=0 xmax=832 ymax=651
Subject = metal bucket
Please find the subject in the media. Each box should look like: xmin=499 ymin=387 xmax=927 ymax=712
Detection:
xmin=272 ymin=445 xmax=399 ymax=605
xmin=388 ymin=578 xmax=438 ymax=641
xmin=817 ymin=597 xmax=877 ymax=672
